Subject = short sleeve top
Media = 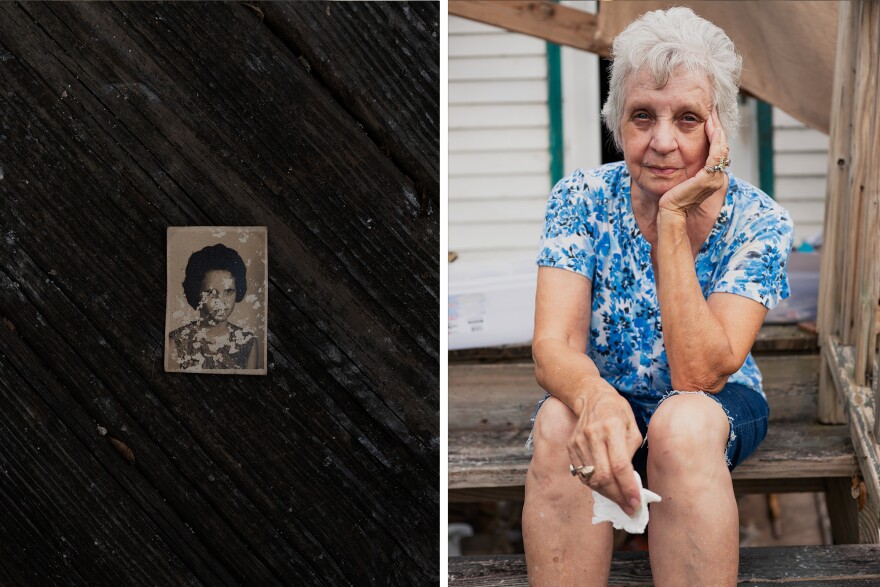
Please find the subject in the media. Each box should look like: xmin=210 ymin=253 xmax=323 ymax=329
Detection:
xmin=536 ymin=161 xmax=794 ymax=404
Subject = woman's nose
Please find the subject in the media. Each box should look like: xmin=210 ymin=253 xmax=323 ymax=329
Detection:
xmin=649 ymin=121 xmax=678 ymax=154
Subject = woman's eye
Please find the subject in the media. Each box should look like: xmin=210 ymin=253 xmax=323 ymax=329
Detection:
xmin=681 ymin=114 xmax=700 ymax=123
xmin=634 ymin=112 xmax=649 ymax=120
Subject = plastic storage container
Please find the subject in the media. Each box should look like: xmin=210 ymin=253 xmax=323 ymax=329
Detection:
xmin=448 ymin=258 xmax=537 ymax=350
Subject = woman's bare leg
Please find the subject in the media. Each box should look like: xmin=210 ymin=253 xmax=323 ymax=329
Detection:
xmin=647 ymin=394 xmax=738 ymax=586
xmin=522 ymin=397 xmax=614 ymax=586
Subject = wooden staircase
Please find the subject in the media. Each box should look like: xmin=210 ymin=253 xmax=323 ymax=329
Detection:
xmin=448 ymin=326 xmax=880 ymax=584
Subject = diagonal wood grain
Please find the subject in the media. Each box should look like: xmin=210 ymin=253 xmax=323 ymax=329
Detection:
xmin=260 ymin=2 xmax=440 ymax=210
xmin=0 ymin=2 xmax=438 ymax=584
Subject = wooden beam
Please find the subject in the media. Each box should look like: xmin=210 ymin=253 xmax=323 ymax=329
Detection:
xmin=818 ymin=0 xmax=856 ymax=344
xmin=448 ymin=1 xmax=611 ymax=56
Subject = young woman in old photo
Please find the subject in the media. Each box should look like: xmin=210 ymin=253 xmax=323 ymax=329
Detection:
xmin=168 ymin=243 xmax=258 ymax=371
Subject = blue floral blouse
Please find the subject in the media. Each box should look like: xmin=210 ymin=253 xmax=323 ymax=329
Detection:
xmin=536 ymin=162 xmax=794 ymax=405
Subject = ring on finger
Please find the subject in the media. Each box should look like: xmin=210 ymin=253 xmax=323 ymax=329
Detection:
xmin=569 ymin=464 xmax=596 ymax=481
xmin=705 ymin=156 xmax=731 ymax=173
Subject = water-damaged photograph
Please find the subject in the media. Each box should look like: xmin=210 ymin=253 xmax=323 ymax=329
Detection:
xmin=164 ymin=226 xmax=267 ymax=375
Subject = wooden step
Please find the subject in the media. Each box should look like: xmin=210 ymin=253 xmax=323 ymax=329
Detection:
xmin=448 ymin=546 xmax=880 ymax=585
xmin=449 ymin=420 xmax=854 ymax=501
xmin=449 ymin=354 xmax=857 ymax=501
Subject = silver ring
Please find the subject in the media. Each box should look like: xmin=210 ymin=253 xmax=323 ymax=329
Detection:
xmin=704 ymin=156 xmax=731 ymax=174
xmin=569 ymin=464 xmax=596 ymax=481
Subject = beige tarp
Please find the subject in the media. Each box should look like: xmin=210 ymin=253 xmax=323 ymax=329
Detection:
xmin=598 ymin=1 xmax=838 ymax=134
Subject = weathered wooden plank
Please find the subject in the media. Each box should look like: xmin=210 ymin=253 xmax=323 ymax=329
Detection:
xmin=448 ymin=421 xmax=855 ymax=502
xmin=850 ymin=1 xmax=880 ymax=388
xmin=448 ymin=546 xmax=880 ymax=586
xmin=448 ymin=354 xmax=837 ymax=500
xmin=824 ymin=477 xmax=861 ymax=545
xmin=0 ymin=262 xmax=304 ymax=584
xmin=449 ymin=354 xmax=822 ymax=430
xmin=1 ymin=0 xmax=438 ymax=446
xmin=448 ymin=1 xmax=610 ymax=56
xmin=841 ymin=1 xmax=870 ymax=347
xmin=817 ymin=0 xmax=856 ymax=354
xmin=0 ymin=350 xmax=210 ymax=586
xmin=0 ymin=1 xmax=438 ymax=583
xmin=259 ymin=2 xmax=439 ymax=209
xmin=450 ymin=478 xmax=839 ymax=504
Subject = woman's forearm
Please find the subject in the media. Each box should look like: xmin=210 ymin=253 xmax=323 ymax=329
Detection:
xmin=532 ymin=337 xmax=616 ymax=415
xmin=655 ymin=210 xmax=737 ymax=391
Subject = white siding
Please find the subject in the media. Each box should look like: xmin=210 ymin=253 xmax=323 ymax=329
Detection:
xmin=773 ymin=107 xmax=828 ymax=245
xmin=448 ymin=2 xmax=602 ymax=262
xmin=449 ymin=14 xmax=551 ymax=260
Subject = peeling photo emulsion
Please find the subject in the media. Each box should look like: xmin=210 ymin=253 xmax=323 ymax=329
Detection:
xmin=164 ymin=227 xmax=268 ymax=375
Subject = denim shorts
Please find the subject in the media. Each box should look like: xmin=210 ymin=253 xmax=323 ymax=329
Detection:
xmin=527 ymin=382 xmax=769 ymax=477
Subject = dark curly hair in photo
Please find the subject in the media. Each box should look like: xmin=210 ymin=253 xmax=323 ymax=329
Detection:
xmin=182 ymin=244 xmax=248 ymax=309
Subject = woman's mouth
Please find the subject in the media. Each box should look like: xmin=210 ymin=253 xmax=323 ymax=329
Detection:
xmin=646 ymin=165 xmax=680 ymax=176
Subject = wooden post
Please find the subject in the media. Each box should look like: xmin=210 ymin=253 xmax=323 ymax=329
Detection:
xmin=816 ymin=0 xmax=880 ymax=541
xmin=823 ymin=477 xmax=860 ymax=544
xmin=818 ymin=0 xmax=859 ymax=423
xmin=851 ymin=2 xmax=880 ymax=390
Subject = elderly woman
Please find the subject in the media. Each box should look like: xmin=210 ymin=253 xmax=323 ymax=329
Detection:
xmin=168 ymin=243 xmax=258 ymax=371
xmin=522 ymin=7 xmax=793 ymax=585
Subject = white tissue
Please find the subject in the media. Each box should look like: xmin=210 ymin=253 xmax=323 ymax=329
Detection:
xmin=591 ymin=471 xmax=661 ymax=534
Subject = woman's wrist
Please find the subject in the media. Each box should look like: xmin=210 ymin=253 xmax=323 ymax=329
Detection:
xmin=573 ymin=383 xmax=617 ymax=416
xmin=657 ymin=205 xmax=689 ymax=224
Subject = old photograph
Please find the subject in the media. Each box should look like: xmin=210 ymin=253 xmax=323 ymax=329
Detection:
xmin=164 ymin=226 xmax=268 ymax=375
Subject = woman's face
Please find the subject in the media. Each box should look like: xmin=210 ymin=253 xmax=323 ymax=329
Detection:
xmin=620 ymin=68 xmax=714 ymax=201
xmin=198 ymin=269 xmax=236 ymax=324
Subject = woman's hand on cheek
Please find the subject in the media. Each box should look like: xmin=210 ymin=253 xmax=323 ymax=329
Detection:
xmin=659 ymin=109 xmax=728 ymax=218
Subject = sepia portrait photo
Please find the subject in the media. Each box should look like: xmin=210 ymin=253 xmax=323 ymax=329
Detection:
xmin=164 ymin=226 xmax=267 ymax=375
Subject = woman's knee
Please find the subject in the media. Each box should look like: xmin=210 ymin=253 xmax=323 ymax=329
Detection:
xmin=647 ymin=394 xmax=730 ymax=471
xmin=532 ymin=397 xmax=576 ymax=453
xmin=528 ymin=397 xmax=577 ymax=490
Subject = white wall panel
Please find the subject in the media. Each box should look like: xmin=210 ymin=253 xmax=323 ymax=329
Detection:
xmin=450 ymin=176 xmax=552 ymax=200
xmin=449 ymin=223 xmax=544 ymax=254
xmin=449 ymin=80 xmax=547 ymax=105
xmin=449 ymin=198 xmax=549 ymax=224
xmin=449 ymin=56 xmax=547 ymax=81
xmin=449 ymin=128 xmax=549 ymax=153
xmin=774 ymin=128 xmax=830 ymax=152
xmin=449 ymin=104 xmax=549 ymax=129
xmin=449 ymin=15 xmax=553 ymax=260
xmin=449 ymin=33 xmax=545 ymax=58
xmin=772 ymin=107 xmax=829 ymax=246
xmin=775 ymin=152 xmax=830 ymax=177
xmin=450 ymin=151 xmax=550 ymax=176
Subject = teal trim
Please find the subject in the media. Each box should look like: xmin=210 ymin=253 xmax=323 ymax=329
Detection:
xmin=756 ymin=100 xmax=774 ymax=199
xmin=546 ymin=39 xmax=564 ymax=186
